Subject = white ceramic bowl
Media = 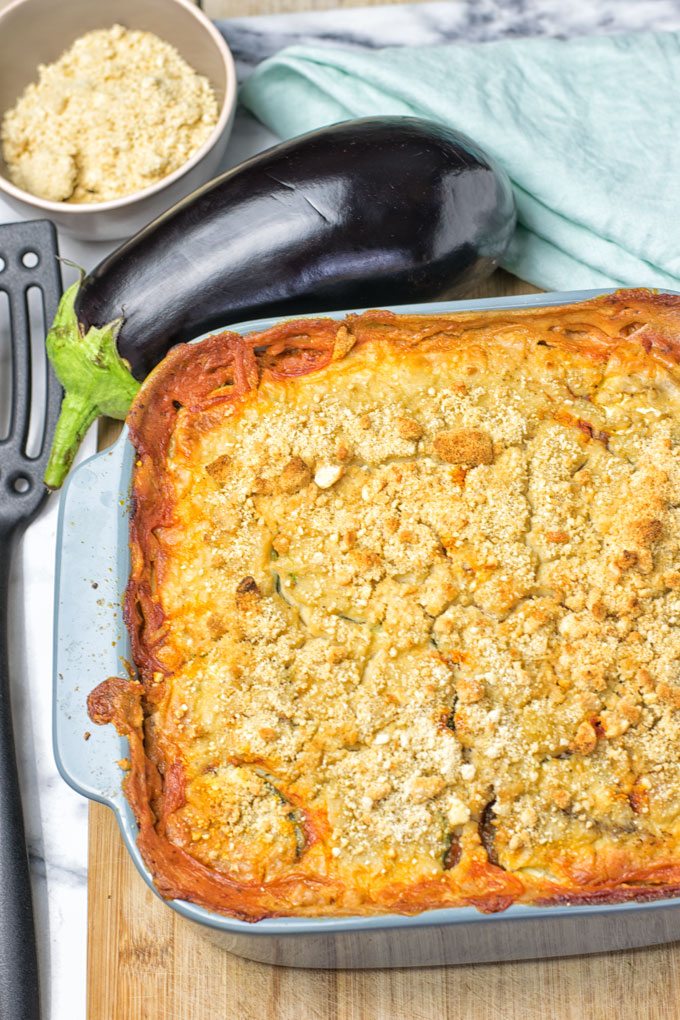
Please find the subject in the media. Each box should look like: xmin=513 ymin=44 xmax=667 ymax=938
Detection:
xmin=0 ymin=0 xmax=237 ymax=241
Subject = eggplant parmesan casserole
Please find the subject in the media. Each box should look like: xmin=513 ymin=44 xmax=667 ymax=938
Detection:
xmin=89 ymin=290 xmax=680 ymax=921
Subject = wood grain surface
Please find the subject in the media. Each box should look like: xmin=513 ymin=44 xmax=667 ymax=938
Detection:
xmin=87 ymin=3 xmax=680 ymax=1015
xmin=202 ymin=0 xmax=431 ymax=15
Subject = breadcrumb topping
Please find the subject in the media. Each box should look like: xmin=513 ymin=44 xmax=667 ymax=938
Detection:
xmin=1 ymin=24 xmax=218 ymax=203
xmin=126 ymin=297 xmax=680 ymax=912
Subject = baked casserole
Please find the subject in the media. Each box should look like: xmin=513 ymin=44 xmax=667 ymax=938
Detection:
xmin=89 ymin=290 xmax=680 ymax=921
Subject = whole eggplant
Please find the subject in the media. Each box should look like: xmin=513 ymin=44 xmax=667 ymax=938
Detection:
xmin=45 ymin=116 xmax=515 ymax=486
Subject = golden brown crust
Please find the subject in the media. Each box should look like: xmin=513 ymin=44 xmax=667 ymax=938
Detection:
xmin=94 ymin=290 xmax=680 ymax=920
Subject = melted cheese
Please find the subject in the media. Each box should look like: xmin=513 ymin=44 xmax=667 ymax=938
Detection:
xmin=109 ymin=292 xmax=680 ymax=919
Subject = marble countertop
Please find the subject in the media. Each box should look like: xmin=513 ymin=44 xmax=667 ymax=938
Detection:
xmin=2 ymin=1 xmax=679 ymax=1016
xmin=221 ymin=0 xmax=680 ymax=74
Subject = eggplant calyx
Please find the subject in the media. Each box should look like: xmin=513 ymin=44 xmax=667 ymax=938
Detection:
xmin=44 ymin=280 xmax=140 ymax=488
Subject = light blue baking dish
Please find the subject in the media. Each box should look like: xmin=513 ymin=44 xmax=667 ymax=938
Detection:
xmin=53 ymin=289 xmax=680 ymax=967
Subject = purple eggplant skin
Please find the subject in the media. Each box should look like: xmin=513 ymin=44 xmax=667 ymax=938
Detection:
xmin=76 ymin=116 xmax=516 ymax=380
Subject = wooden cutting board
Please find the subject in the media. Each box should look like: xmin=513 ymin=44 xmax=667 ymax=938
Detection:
xmin=88 ymin=268 xmax=680 ymax=1019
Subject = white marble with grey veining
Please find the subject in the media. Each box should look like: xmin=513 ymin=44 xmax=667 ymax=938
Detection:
xmin=1 ymin=0 xmax=678 ymax=1016
xmin=220 ymin=0 xmax=680 ymax=81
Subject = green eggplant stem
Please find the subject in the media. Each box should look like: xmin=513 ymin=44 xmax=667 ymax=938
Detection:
xmin=44 ymin=392 xmax=100 ymax=489
xmin=44 ymin=280 xmax=140 ymax=488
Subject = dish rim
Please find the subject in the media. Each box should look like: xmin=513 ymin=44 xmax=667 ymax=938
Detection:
xmin=53 ymin=286 xmax=680 ymax=935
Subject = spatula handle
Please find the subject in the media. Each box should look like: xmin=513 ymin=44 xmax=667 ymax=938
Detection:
xmin=0 ymin=541 xmax=40 ymax=1020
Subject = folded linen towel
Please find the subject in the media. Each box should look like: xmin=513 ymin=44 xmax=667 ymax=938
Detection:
xmin=239 ymin=32 xmax=680 ymax=290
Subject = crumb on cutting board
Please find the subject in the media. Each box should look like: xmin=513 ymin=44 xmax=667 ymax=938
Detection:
xmin=1 ymin=24 xmax=219 ymax=203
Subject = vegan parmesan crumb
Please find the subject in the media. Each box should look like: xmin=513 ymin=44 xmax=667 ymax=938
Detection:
xmin=114 ymin=295 xmax=680 ymax=917
xmin=1 ymin=24 xmax=219 ymax=203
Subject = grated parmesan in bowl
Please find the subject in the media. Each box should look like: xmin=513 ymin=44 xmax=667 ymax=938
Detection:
xmin=1 ymin=24 xmax=220 ymax=204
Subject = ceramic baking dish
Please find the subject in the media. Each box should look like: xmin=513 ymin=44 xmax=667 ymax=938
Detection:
xmin=53 ymin=289 xmax=680 ymax=968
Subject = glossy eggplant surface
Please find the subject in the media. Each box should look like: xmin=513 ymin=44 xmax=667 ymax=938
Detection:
xmin=45 ymin=116 xmax=515 ymax=485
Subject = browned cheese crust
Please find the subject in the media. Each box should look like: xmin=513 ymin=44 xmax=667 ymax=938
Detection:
xmin=89 ymin=290 xmax=680 ymax=920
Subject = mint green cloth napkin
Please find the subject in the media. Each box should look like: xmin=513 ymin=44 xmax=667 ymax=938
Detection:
xmin=240 ymin=32 xmax=680 ymax=291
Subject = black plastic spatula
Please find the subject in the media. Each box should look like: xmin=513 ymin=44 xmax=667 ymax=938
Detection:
xmin=0 ymin=220 xmax=62 ymax=1020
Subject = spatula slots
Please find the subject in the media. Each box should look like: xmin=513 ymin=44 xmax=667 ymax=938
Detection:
xmin=0 ymin=219 xmax=63 ymax=1020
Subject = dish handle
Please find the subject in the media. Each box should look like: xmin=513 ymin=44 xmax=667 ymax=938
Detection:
xmin=52 ymin=432 xmax=133 ymax=809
